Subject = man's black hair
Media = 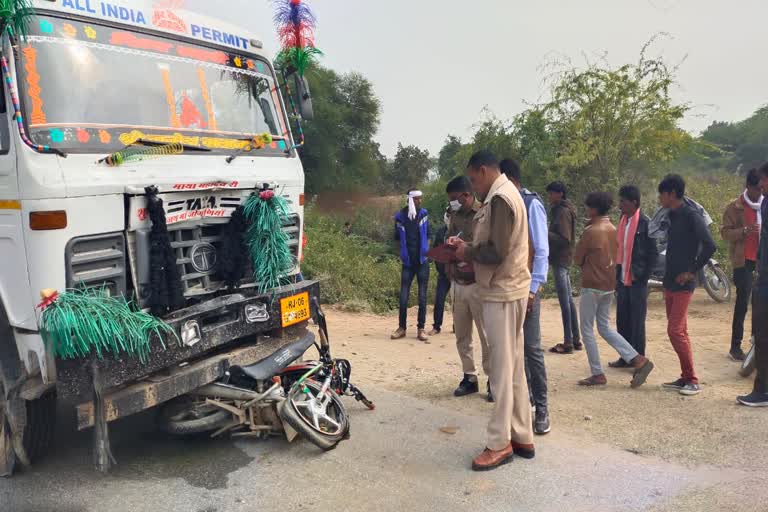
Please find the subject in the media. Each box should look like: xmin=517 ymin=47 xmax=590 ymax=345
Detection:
xmin=446 ymin=176 xmax=472 ymax=194
xmin=585 ymin=192 xmax=614 ymax=216
xmin=466 ymin=150 xmax=499 ymax=170
xmin=746 ymin=168 xmax=760 ymax=187
xmin=658 ymin=174 xmax=686 ymax=199
xmin=546 ymin=181 xmax=567 ymax=199
xmin=500 ymin=159 xmax=522 ymax=182
xmin=759 ymin=162 xmax=768 ymax=177
xmin=619 ymin=185 xmax=641 ymax=207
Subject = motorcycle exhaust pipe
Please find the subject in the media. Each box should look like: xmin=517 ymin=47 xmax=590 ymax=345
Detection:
xmin=191 ymin=383 xmax=261 ymax=401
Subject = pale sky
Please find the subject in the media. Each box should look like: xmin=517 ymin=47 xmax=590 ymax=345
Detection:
xmin=187 ymin=0 xmax=767 ymax=157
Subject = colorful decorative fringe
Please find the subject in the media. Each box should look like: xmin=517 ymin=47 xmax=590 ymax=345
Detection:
xmin=272 ymin=0 xmax=322 ymax=76
xmin=0 ymin=0 xmax=34 ymax=40
xmin=242 ymin=189 xmax=294 ymax=293
xmin=38 ymin=288 xmax=176 ymax=363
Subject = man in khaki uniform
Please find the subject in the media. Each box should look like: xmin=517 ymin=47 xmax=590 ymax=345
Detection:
xmin=444 ymin=176 xmax=490 ymax=398
xmin=451 ymin=150 xmax=534 ymax=471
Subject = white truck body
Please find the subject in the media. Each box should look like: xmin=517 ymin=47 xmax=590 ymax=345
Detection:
xmin=0 ymin=0 xmax=307 ymax=387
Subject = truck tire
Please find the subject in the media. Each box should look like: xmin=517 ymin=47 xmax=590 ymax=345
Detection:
xmin=0 ymin=408 xmax=15 ymax=477
xmin=23 ymin=390 xmax=57 ymax=463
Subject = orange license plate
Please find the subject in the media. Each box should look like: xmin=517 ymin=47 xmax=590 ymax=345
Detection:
xmin=280 ymin=292 xmax=310 ymax=327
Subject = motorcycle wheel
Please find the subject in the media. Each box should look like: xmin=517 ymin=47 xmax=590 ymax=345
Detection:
xmin=279 ymin=380 xmax=349 ymax=451
xmin=158 ymin=397 xmax=232 ymax=436
xmin=740 ymin=343 xmax=757 ymax=378
xmin=702 ymin=264 xmax=732 ymax=303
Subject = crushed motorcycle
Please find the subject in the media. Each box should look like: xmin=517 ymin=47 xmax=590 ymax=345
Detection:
xmin=157 ymin=298 xmax=374 ymax=451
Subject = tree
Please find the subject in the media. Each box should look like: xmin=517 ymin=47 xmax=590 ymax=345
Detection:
xmin=387 ymin=143 xmax=432 ymax=192
xmin=532 ymin=42 xmax=693 ymax=194
xmin=437 ymin=135 xmax=464 ymax=180
xmin=696 ymin=105 xmax=768 ymax=173
xmin=297 ymin=67 xmax=387 ymax=193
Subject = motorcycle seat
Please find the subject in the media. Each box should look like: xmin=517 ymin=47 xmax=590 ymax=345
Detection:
xmin=230 ymin=333 xmax=316 ymax=381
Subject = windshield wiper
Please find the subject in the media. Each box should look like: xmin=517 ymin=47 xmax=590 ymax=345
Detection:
xmin=97 ymin=139 xmax=211 ymax=165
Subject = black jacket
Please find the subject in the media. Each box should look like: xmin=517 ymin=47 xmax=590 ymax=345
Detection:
xmin=432 ymin=224 xmax=448 ymax=276
xmin=664 ymin=203 xmax=717 ymax=292
xmin=616 ymin=213 xmax=658 ymax=286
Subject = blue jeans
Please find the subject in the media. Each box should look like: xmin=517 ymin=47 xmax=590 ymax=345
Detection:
xmin=432 ymin=272 xmax=451 ymax=330
xmin=399 ymin=263 xmax=430 ymax=330
xmin=554 ymin=265 xmax=580 ymax=344
xmin=524 ymin=293 xmax=548 ymax=409
xmin=580 ymin=289 xmax=639 ymax=376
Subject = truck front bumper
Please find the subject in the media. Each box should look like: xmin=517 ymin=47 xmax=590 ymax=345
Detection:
xmin=75 ymin=329 xmax=316 ymax=430
xmin=57 ymin=280 xmax=321 ymax=400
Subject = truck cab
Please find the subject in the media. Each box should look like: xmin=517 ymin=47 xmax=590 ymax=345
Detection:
xmin=0 ymin=0 xmax=318 ymax=474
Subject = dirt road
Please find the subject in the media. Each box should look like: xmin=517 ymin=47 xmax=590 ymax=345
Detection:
xmin=327 ymin=291 xmax=768 ymax=477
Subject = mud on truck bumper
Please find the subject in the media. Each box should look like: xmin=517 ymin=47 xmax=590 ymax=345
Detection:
xmin=55 ymin=280 xmax=321 ymax=430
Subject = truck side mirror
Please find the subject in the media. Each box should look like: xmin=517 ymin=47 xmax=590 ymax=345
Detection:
xmin=293 ymin=75 xmax=314 ymax=121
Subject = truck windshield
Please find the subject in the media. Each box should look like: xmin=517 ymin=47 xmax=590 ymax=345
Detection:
xmin=17 ymin=15 xmax=292 ymax=155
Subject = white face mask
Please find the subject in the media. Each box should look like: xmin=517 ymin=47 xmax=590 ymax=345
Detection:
xmin=449 ymin=200 xmax=462 ymax=212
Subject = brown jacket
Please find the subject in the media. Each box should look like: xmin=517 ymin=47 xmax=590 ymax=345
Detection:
xmin=721 ymin=197 xmax=749 ymax=269
xmin=468 ymin=174 xmax=531 ymax=302
xmin=573 ymin=216 xmax=617 ymax=292
xmin=548 ymin=199 xmax=577 ymax=266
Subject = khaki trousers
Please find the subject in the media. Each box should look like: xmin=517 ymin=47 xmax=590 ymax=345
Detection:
xmin=483 ymin=299 xmax=534 ymax=450
xmin=453 ymin=282 xmax=490 ymax=376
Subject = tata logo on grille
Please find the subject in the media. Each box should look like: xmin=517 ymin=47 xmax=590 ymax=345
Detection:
xmin=190 ymin=243 xmax=218 ymax=274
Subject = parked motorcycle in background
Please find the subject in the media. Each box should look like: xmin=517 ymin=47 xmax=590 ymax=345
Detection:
xmin=158 ymin=297 xmax=373 ymax=451
xmin=647 ymin=198 xmax=732 ymax=303
xmin=647 ymin=250 xmax=732 ymax=303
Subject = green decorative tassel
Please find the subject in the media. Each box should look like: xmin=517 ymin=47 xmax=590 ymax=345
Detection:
xmin=0 ymin=0 xmax=34 ymax=40
xmin=39 ymin=288 xmax=177 ymax=363
xmin=275 ymin=46 xmax=323 ymax=77
xmin=242 ymin=190 xmax=294 ymax=294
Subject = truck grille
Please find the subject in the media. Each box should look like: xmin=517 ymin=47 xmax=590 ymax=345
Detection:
xmin=65 ymin=233 xmax=127 ymax=296
xmin=131 ymin=215 xmax=301 ymax=305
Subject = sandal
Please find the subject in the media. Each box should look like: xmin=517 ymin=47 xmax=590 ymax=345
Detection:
xmin=549 ymin=343 xmax=574 ymax=354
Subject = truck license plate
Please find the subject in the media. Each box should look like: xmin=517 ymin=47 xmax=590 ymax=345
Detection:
xmin=280 ymin=292 xmax=310 ymax=328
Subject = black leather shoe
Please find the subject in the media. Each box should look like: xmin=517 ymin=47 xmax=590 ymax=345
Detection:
xmin=454 ymin=375 xmax=479 ymax=397
xmin=487 ymin=381 xmax=495 ymax=403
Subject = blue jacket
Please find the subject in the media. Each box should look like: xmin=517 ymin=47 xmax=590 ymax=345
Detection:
xmin=394 ymin=208 xmax=430 ymax=267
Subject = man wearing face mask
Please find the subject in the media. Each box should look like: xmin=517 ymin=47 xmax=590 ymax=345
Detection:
xmin=444 ymin=176 xmax=490 ymax=397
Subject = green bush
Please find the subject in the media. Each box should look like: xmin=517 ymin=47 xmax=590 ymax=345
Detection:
xmin=686 ymin=173 xmax=743 ymax=273
xmin=302 ymin=206 xmax=439 ymax=314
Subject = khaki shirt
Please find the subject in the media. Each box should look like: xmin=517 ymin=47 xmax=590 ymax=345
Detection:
xmin=448 ymin=201 xmax=481 ymax=284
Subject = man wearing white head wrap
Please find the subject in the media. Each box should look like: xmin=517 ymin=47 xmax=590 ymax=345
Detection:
xmin=407 ymin=190 xmax=423 ymax=220
xmin=393 ymin=189 xmax=431 ymax=342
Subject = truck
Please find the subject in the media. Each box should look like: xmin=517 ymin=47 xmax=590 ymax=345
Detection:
xmin=0 ymin=0 xmax=319 ymax=475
